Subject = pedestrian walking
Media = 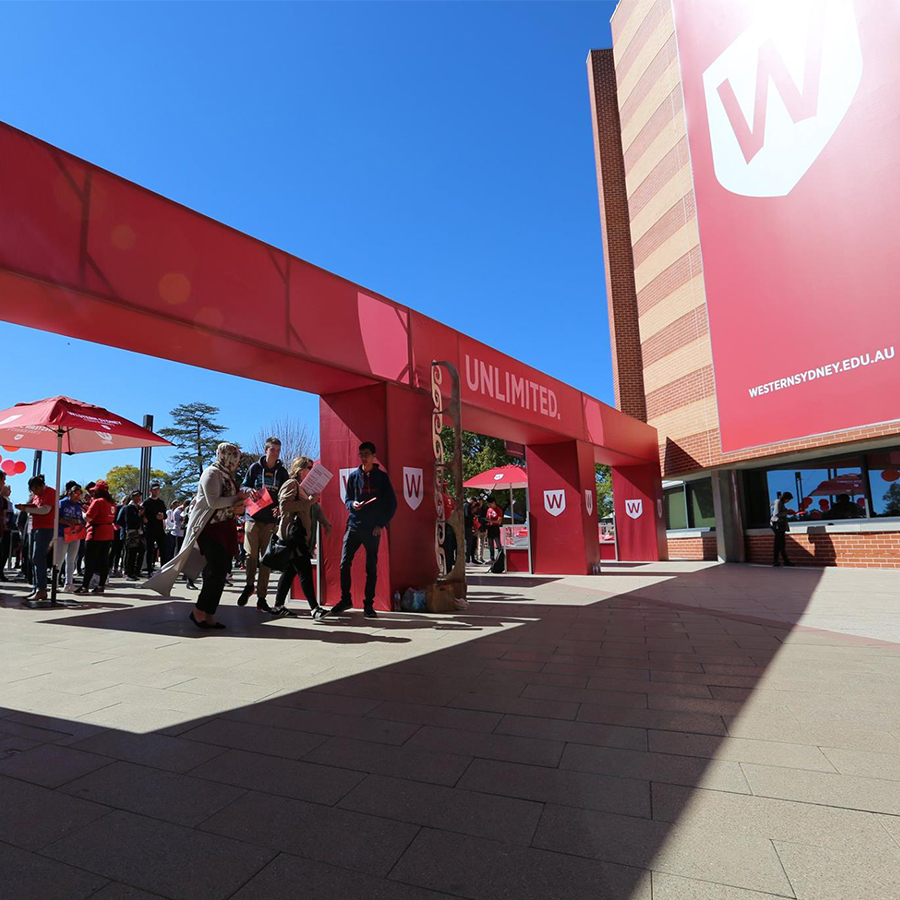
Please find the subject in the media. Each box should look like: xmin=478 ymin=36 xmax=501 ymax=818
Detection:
xmin=271 ymin=456 xmax=332 ymax=619
xmin=16 ymin=475 xmax=56 ymax=604
xmin=770 ymin=491 xmax=796 ymax=567
xmin=76 ymin=480 xmax=116 ymax=595
xmin=329 ymin=441 xmax=397 ymax=619
xmin=145 ymin=442 xmax=251 ymax=630
xmin=121 ymin=491 xmax=146 ymax=580
xmin=238 ymin=437 xmax=288 ymax=611
xmin=143 ymin=482 xmax=168 ymax=575
xmin=0 ymin=471 xmax=11 ymax=581
xmin=485 ymin=498 xmax=503 ymax=563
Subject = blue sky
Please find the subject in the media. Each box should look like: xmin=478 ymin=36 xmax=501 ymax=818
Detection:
xmin=0 ymin=1 xmax=616 ymax=501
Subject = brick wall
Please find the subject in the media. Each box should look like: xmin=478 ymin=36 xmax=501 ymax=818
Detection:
xmin=667 ymin=533 xmax=717 ymax=561
xmin=746 ymin=532 xmax=900 ymax=569
xmin=587 ymin=49 xmax=647 ymax=422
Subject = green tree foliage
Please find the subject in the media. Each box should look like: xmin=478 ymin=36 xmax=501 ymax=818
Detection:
xmin=883 ymin=482 xmax=900 ymax=516
xmin=105 ymin=465 xmax=175 ymax=505
xmin=158 ymin=402 xmax=227 ymax=494
xmin=595 ymin=464 xmax=613 ymax=519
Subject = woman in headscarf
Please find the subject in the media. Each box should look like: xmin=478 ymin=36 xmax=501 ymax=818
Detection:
xmin=145 ymin=442 xmax=250 ymax=630
xmin=271 ymin=456 xmax=332 ymax=618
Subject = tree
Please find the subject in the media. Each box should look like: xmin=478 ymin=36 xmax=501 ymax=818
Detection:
xmin=158 ymin=402 xmax=227 ymax=494
xmin=105 ymin=465 xmax=176 ymax=505
xmin=249 ymin=416 xmax=318 ymax=465
xmin=595 ymin=464 xmax=613 ymax=519
xmin=883 ymin=482 xmax=900 ymax=516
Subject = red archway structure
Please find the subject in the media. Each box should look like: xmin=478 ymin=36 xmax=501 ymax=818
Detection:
xmin=0 ymin=122 xmax=666 ymax=608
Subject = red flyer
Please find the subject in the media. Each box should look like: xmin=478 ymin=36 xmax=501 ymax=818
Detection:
xmin=244 ymin=487 xmax=274 ymax=516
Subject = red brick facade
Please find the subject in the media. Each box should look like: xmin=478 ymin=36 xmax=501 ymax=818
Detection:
xmin=587 ymin=49 xmax=647 ymax=422
xmin=667 ymin=534 xmax=717 ymax=561
xmin=746 ymin=532 xmax=900 ymax=569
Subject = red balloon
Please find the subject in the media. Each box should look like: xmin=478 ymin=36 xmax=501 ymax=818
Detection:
xmin=810 ymin=510 xmax=822 ymax=518
xmin=0 ymin=460 xmax=14 ymax=476
xmin=13 ymin=461 xmax=26 ymax=475
xmin=857 ymin=497 xmax=867 ymax=506
xmin=882 ymin=469 xmax=900 ymax=482
xmin=800 ymin=497 xmax=812 ymax=509
xmin=2 ymin=445 xmax=18 ymax=452
xmin=818 ymin=499 xmax=830 ymax=510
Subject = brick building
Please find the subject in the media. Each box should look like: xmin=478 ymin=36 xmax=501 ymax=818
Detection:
xmin=587 ymin=0 xmax=900 ymax=568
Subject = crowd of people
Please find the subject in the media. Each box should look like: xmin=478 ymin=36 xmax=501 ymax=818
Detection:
xmin=1 ymin=436 xmax=399 ymax=631
xmin=463 ymin=496 xmax=505 ymax=564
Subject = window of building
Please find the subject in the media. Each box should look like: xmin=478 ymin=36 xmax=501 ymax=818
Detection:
xmin=866 ymin=450 xmax=900 ymax=517
xmin=664 ymin=479 xmax=714 ymax=530
xmin=740 ymin=451 xmax=897 ymax=527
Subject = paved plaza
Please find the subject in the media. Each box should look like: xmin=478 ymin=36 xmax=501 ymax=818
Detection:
xmin=2 ymin=561 xmax=900 ymax=899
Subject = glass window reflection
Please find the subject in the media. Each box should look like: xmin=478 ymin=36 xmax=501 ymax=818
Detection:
xmin=866 ymin=451 xmax=900 ymax=517
xmin=765 ymin=457 xmax=866 ymax=522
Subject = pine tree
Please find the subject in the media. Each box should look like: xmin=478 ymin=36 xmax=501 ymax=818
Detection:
xmin=158 ymin=402 xmax=227 ymax=494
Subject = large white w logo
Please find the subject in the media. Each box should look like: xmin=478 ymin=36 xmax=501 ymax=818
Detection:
xmin=702 ymin=0 xmax=862 ymax=197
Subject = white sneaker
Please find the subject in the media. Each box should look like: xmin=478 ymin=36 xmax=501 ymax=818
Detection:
xmin=63 ymin=583 xmax=74 ymax=593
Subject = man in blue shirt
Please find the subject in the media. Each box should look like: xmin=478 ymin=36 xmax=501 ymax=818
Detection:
xmin=328 ymin=441 xmax=397 ymax=619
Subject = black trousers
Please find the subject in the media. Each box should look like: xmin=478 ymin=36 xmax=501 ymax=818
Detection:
xmin=145 ymin=528 xmax=166 ymax=575
xmin=275 ymin=553 xmax=317 ymax=608
xmin=196 ymin=533 xmax=232 ymax=615
xmin=487 ymin=526 xmax=502 ymax=560
xmin=772 ymin=525 xmax=790 ymax=564
xmin=465 ymin=529 xmax=476 ymax=563
xmin=340 ymin=528 xmax=380 ymax=607
xmin=0 ymin=530 xmax=10 ymax=572
xmin=82 ymin=540 xmax=111 ymax=588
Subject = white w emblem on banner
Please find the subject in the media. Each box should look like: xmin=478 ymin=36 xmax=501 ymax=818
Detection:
xmin=585 ymin=489 xmax=593 ymax=517
xmin=625 ymin=499 xmax=643 ymax=520
xmin=543 ymin=490 xmax=566 ymax=517
xmin=403 ymin=466 xmax=423 ymax=511
xmin=339 ymin=467 xmax=355 ymax=503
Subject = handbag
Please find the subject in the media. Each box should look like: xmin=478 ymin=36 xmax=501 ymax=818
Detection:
xmin=261 ymin=534 xmax=295 ymax=571
xmin=64 ymin=525 xmax=87 ymax=543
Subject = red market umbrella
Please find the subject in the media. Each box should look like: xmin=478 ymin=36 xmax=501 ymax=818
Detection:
xmin=809 ymin=473 xmax=865 ymax=496
xmin=0 ymin=397 xmax=171 ymax=606
xmin=463 ymin=465 xmax=528 ymax=491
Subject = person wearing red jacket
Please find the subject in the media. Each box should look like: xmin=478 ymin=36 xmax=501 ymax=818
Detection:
xmin=16 ymin=475 xmax=56 ymax=604
xmin=485 ymin=499 xmax=504 ymax=564
xmin=76 ymin=480 xmax=117 ymax=595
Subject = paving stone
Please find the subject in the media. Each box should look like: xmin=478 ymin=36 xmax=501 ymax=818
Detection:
xmin=589 ymin=675 xmax=714 ymax=697
xmin=88 ymin=884 xmax=168 ymax=900
xmin=0 ymin=742 xmax=112 ymax=788
xmin=223 ymin=702 xmax=421 ymax=744
xmin=650 ymin=871 xmax=795 ymax=899
xmin=339 ymin=772 xmax=544 ymax=844
xmin=0 ymin=839 xmax=109 ymax=900
xmin=231 ymin=852 xmax=459 ymax=900
xmin=405 ymin=724 xmax=565 ymax=767
xmin=495 ymin=713 xmax=647 ymax=750
xmin=61 ymin=760 xmax=246 ymax=827
xmin=2 ymin=711 xmax=107 ymax=745
xmin=534 ymin=804 xmax=792 ymax=895
xmin=389 ymin=826 xmax=652 ymax=900
xmin=193 ymin=747 xmax=364 ymax=805
xmin=458 ymin=758 xmax=650 ymax=817
xmin=201 ymin=789 xmax=419 ymax=876
xmin=269 ymin=688 xmax=384 ymax=716
xmin=521 ymin=683 xmax=648 ymax=708
xmin=723 ymin=714 xmax=900 ymax=752
xmin=742 ymin=762 xmax=900 ymax=815
xmin=578 ymin=703 xmax=728 ymax=736
xmin=304 ymin=735 xmax=471 ymax=786
xmin=651 ymin=782 xmax=899 ymax=854
xmin=0 ymin=774 xmax=110 ymax=850
xmin=820 ymin=745 xmax=900 ymax=780
xmin=70 ymin=728 xmax=228 ymax=773
xmin=178 ymin=716 xmax=328 ymax=761
xmin=647 ymin=729 xmax=836 ymax=771
xmin=446 ymin=692 xmax=579 ymax=721
xmin=774 ymin=840 xmax=900 ymax=900
xmin=43 ymin=809 xmax=275 ymax=900
xmin=560 ymin=743 xmax=750 ymax=792
xmin=367 ymin=699 xmax=503 ymax=732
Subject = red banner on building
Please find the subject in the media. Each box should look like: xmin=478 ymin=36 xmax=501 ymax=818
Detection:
xmin=672 ymin=0 xmax=900 ymax=452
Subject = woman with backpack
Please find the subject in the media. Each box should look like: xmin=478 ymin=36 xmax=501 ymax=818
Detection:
xmin=270 ymin=456 xmax=332 ymax=619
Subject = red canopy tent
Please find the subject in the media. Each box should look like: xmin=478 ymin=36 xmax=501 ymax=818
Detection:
xmin=463 ymin=465 xmax=528 ymax=525
xmin=0 ymin=397 xmax=171 ymax=606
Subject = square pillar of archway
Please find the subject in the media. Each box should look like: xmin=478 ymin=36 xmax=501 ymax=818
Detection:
xmin=526 ymin=440 xmax=600 ymax=575
xmin=319 ymin=383 xmax=437 ymax=610
xmin=612 ymin=463 xmax=667 ymax=562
